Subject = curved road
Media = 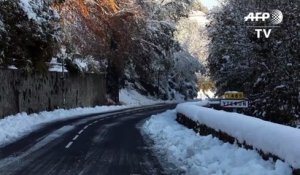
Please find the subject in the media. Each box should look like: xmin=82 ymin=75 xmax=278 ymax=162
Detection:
xmin=0 ymin=104 xmax=175 ymax=175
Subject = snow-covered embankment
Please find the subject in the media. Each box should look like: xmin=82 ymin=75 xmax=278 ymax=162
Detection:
xmin=143 ymin=108 xmax=292 ymax=175
xmin=0 ymin=88 xmax=165 ymax=147
xmin=0 ymin=106 xmax=129 ymax=147
xmin=176 ymin=102 xmax=300 ymax=171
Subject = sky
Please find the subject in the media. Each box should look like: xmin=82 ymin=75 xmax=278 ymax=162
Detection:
xmin=201 ymin=0 xmax=220 ymax=10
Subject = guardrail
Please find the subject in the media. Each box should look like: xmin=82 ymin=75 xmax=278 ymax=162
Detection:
xmin=176 ymin=103 xmax=300 ymax=175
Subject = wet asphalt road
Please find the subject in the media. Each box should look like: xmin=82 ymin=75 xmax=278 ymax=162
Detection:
xmin=0 ymin=104 xmax=176 ymax=175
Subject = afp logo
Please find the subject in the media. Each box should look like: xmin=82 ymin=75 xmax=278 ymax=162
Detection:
xmin=244 ymin=10 xmax=283 ymax=38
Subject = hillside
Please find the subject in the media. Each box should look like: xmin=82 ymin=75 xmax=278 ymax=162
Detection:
xmin=0 ymin=0 xmax=206 ymax=100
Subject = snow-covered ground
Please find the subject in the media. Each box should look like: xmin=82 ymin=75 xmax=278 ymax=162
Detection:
xmin=119 ymin=88 xmax=172 ymax=105
xmin=143 ymin=110 xmax=292 ymax=175
xmin=0 ymin=88 xmax=168 ymax=147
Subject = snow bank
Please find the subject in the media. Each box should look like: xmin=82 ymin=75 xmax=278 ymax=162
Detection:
xmin=143 ymin=110 xmax=292 ymax=175
xmin=0 ymin=105 xmax=131 ymax=147
xmin=0 ymin=88 xmax=168 ymax=147
xmin=119 ymin=88 xmax=167 ymax=105
xmin=176 ymin=103 xmax=300 ymax=169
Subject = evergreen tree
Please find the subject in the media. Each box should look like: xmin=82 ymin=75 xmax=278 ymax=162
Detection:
xmin=208 ymin=0 xmax=300 ymax=125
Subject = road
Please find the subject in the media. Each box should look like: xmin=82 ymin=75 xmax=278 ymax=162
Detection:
xmin=0 ymin=104 xmax=176 ymax=175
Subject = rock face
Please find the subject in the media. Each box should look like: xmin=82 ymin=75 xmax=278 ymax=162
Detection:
xmin=0 ymin=69 xmax=106 ymax=118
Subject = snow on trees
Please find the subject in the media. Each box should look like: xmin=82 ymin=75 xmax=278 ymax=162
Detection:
xmin=0 ymin=0 xmax=61 ymax=71
xmin=207 ymin=0 xmax=300 ymax=125
xmin=0 ymin=0 xmax=205 ymax=100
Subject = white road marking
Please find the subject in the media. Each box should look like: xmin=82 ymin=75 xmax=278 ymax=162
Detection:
xmin=84 ymin=125 xmax=89 ymax=130
xmin=65 ymin=141 xmax=73 ymax=149
xmin=78 ymin=129 xmax=84 ymax=134
xmin=73 ymin=135 xmax=79 ymax=141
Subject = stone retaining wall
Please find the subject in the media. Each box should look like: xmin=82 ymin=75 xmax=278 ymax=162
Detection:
xmin=0 ymin=69 xmax=106 ymax=117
